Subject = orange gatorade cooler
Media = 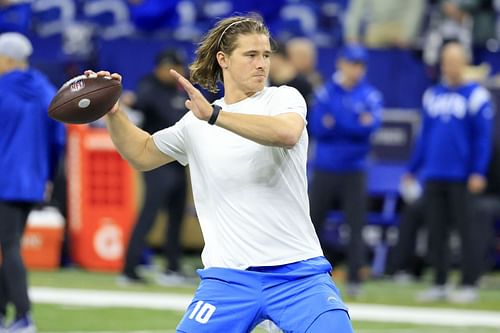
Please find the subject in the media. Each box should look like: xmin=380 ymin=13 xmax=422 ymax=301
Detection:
xmin=67 ymin=125 xmax=136 ymax=272
xmin=21 ymin=206 xmax=65 ymax=270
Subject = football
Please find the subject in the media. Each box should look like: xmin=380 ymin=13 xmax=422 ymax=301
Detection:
xmin=48 ymin=75 xmax=122 ymax=124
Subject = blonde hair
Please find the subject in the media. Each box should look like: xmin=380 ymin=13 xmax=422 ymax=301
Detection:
xmin=190 ymin=14 xmax=270 ymax=93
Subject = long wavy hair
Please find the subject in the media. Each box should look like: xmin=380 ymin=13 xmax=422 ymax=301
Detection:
xmin=189 ymin=14 xmax=270 ymax=93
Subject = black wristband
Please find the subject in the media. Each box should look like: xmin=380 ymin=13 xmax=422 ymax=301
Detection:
xmin=208 ymin=104 xmax=222 ymax=125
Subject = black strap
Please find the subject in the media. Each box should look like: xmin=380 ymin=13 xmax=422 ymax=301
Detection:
xmin=208 ymin=104 xmax=222 ymax=125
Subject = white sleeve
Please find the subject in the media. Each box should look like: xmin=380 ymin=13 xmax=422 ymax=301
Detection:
xmin=269 ymin=86 xmax=307 ymax=122
xmin=469 ymin=86 xmax=491 ymax=115
xmin=152 ymin=113 xmax=190 ymax=166
xmin=422 ymin=88 xmax=434 ymax=110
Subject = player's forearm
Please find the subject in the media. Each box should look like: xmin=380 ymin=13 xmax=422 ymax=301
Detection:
xmin=105 ymin=109 xmax=153 ymax=170
xmin=215 ymin=111 xmax=303 ymax=149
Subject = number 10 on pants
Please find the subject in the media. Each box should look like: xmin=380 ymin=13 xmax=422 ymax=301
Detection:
xmin=188 ymin=301 xmax=217 ymax=324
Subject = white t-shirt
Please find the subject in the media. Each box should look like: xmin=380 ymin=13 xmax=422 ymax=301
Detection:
xmin=152 ymin=86 xmax=323 ymax=269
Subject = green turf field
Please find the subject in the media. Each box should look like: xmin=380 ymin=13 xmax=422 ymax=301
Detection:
xmin=29 ymin=304 xmax=500 ymax=333
xmin=13 ymin=262 xmax=500 ymax=332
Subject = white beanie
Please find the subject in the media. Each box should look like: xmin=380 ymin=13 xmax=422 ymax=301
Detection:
xmin=0 ymin=32 xmax=33 ymax=61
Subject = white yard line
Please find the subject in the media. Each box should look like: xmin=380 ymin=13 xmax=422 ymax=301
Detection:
xmin=31 ymin=287 xmax=191 ymax=311
xmin=30 ymin=287 xmax=500 ymax=328
xmin=349 ymin=303 xmax=500 ymax=328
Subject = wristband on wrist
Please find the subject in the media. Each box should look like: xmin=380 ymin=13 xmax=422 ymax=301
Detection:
xmin=208 ymin=104 xmax=222 ymax=125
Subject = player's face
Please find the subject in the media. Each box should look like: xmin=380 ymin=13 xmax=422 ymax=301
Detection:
xmin=0 ymin=56 xmax=9 ymax=75
xmin=288 ymin=44 xmax=315 ymax=73
xmin=338 ymin=59 xmax=366 ymax=86
xmin=441 ymin=44 xmax=466 ymax=85
xmin=224 ymin=33 xmax=271 ymax=95
xmin=158 ymin=63 xmax=185 ymax=85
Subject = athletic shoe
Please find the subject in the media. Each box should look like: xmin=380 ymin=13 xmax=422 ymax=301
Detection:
xmin=154 ymin=270 xmax=197 ymax=287
xmin=6 ymin=315 xmax=36 ymax=333
xmin=345 ymin=283 xmax=362 ymax=298
xmin=448 ymin=286 xmax=478 ymax=304
xmin=392 ymin=271 xmax=415 ymax=285
xmin=416 ymin=285 xmax=448 ymax=302
xmin=116 ymin=274 xmax=148 ymax=286
xmin=0 ymin=315 xmax=6 ymax=333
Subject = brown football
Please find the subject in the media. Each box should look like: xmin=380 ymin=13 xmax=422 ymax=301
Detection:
xmin=48 ymin=75 xmax=122 ymax=124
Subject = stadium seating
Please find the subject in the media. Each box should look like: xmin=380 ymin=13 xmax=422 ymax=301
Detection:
xmin=2 ymin=0 xmax=496 ymax=106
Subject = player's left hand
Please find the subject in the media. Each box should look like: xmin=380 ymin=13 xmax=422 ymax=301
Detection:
xmin=322 ymin=114 xmax=335 ymax=128
xmin=467 ymin=173 xmax=487 ymax=194
xmin=44 ymin=181 xmax=54 ymax=203
xmin=359 ymin=112 xmax=374 ymax=126
xmin=170 ymin=69 xmax=213 ymax=122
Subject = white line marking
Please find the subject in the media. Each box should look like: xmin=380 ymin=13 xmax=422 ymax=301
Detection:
xmin=30 ymin=287 xmax=500 ymax=328
xmin=348 ymin=303 xmax=500 ymax=328
xmin=31 ymin=287 xmax=191 ymax=311
xmin=355 ymin=329 xmax=496 ymax=333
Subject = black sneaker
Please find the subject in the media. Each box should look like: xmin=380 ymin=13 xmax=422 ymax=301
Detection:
xmin=116 ymin=273 xmax=148 ymax=286
xmin=6 ymin=314 xmax=36 ymax=333
xmin=154 ymin=270 xmax=198 ymax=287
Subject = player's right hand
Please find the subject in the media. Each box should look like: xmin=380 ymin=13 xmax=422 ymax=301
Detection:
xmin=399 ymin=173 xmax=422 ymax=203
xmin=84 ymin=70 xmax=122 ymax=83
xmin=401 ymin=173 xmax=416 ymax=186
xmin=84 ymin=70 xmax=122 ymax=114
xmin=467 ymin=173 xmax=487 ymax=194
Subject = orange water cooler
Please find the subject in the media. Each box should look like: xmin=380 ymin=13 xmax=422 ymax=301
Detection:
xmin=67 ymin=125 xmax=136 ymax=272
xmin=21 ymin=207 xmax=65 ymax=270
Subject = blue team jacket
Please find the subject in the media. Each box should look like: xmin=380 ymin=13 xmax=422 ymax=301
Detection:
xmin=408 ymin=81 xmax=493 ymax=181
xmin=0 ymin=69 xmax=66 ymax=202
xmin=308 ymin=73 xmax=383 ymax=172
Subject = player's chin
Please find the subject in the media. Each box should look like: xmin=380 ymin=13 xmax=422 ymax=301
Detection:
xmin=250 ymin=78 xmax=266 ymax=90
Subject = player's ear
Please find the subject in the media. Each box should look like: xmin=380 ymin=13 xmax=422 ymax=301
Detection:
xmin=216 ymin=51 xmax=228 ymax=70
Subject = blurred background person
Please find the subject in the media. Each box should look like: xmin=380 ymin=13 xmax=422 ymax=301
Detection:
xmin=0 ymin=0 xmax=31 ymax=34
xmin=474 ymin=138 xmax=500 ymax=275
xmin=0 ymin=32 xmax=65 ymax=332
xmin=403 ymin=42 xmax=494 ymax=303
xmin=269 ymin=41 xmax=313 ymax=110
xmin=308 ymin=44 xmax=383 ymax=298
xmin=393 ymin=135 xmax=500 ymax=287
xmin=392 ymin=111 xmax=499 ymax=284
xmin=390 ymin=195 xmax=427 ymax=283
xmin=344 ymin=0 xmax=426 ymax=49
xmin=286 ymin=37 xmax=323 ymax=89
xmin=423 ymin=0 xmax=497 ymax=67
xmin=439 ymin=0 xmax=496 ymax=47
xmin=118 ymin=49 xmax=191 ymax=286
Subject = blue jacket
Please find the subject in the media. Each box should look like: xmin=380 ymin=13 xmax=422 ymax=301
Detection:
xmin=408 ymin=81 xmax=493 ymax=181
xmin=308 ymin=73 xmax=383 ymax=171
xmin=0 ymin=69 xmax=66 ymax=202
